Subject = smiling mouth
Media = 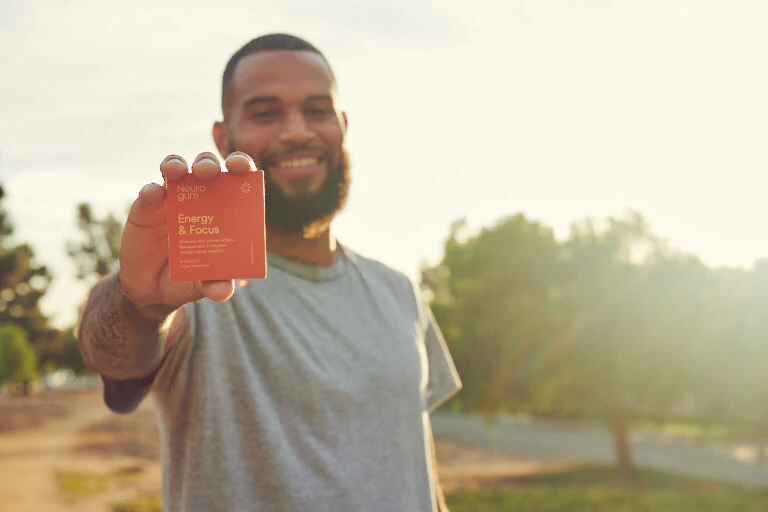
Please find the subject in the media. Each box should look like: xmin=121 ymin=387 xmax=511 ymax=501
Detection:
xmin=269 ymin=155 xmax=326 ymax=176
xmin=278 ymin=157 xmax=321 ymax=168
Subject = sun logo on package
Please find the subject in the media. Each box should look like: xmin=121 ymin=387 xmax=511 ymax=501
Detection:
xmin=240 ymin=183 xmax=252 ymax=194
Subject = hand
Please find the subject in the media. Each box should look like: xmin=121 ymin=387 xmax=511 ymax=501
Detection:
xmin=118 ymin=151 xmax=257 ymax=313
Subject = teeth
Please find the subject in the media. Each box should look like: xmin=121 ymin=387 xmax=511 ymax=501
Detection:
xmin=280 ymin=157 xmax=319 ymax=168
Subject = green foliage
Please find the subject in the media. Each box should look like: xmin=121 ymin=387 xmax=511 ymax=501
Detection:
xmin=422 ymin=214 xmax=564 ymax=414
xmin=59 ymin=328 xmax=87 ymax=374
xmin=0 ymin=241 xmax=57 ymax=353
xmin=554 ymin=212 xmax=697 ymax=414
xmin=447 ymin=465 xmax=768 ymax=512
xmin=0 ymin=183 xmax=59 ymax=369
xmin=67 ymin=202 xmax=122 ymax=283
xmin=0 ymin=323 xmax=37 ymax=386
xmin=424 ymin=209 xmax=768 ymax=468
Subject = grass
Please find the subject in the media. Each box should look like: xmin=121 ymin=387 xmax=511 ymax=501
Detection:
xmin=112 ymin=497 xmax=163 ymax=512
xmin=55 ymin=470 xmax=109 ymax=498
xmin=447 ymin=464 xmax=768 ymax=512
xmin=88 ymin=464 xmax=768 ymax=512
xmin=56 ymin=467 xmax=144 ymax=502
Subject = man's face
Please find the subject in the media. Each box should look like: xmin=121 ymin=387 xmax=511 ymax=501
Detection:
xmin=214 ymin=50 xmax=349 ymax=236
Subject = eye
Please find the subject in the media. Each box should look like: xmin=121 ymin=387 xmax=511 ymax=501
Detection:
xmin=304 ymin=106 xmax=333 ymax=121
xmin=250 ymin=109 xmax=280 ymax=122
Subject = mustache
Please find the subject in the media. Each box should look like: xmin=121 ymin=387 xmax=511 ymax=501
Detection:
xmin=225 ymin=137 xmax=329 ymax=170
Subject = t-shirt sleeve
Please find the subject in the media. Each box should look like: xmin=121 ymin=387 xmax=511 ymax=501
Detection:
xmin=423 ymin=304 xmax=462 ymax=412
xmin=412 ymin=283 xmax=462 ymax=413
xmin=151 ymin=302 xmax=196 ymax=396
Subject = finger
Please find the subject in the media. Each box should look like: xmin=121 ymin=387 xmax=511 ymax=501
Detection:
xmin=224 ymin=151 xmax=257 ymax=174
xmin=138 ymin=182 xmax=166 ymax=207
xmin=160 ymin=155 xmax=189 ymax=182
xmin=191 ymin=152 xmax=221 ymax=182
xmin=127 ymin=182 xmax=166 ymax=225
xmin=196 ymin=279 xmax=236 ymax=302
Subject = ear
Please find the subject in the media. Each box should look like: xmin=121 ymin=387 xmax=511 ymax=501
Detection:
xmin=213 ymin=121 xmax=231 ymax=158
xmin=340 ymin=111 xmax=348 ymax=135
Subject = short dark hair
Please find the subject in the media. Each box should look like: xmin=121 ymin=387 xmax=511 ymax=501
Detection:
xmin=221 ymin=33 xmax=335 ymax=115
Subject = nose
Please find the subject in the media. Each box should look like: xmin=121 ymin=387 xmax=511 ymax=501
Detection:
xmin=279 ymin=109 xmax=315 ymax=146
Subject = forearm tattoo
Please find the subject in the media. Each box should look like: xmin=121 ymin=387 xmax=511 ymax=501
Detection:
xmin=80 ymin=277 xmax=130 ymax=370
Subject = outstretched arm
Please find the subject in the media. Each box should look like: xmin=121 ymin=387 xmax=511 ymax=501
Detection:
xmin=77 ymin=152 xmax=256 ymax=411
xmin=78 ymin=272 xmax=183 ymax=413
xmin=78 ymin=273 xmax=175 ymax=381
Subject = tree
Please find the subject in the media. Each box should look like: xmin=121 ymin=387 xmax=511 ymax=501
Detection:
xmin=67 ymin=202 xmax=122 ymax=284
xmin=422 ymin=214 xmax=566 ymax=414
xmin=62 ymin=202 xmax=123 ymax=373
xmin=554 ymin=212 xmax=692 ymax=473
xmin=59 ymin=328 xmax=87 ymax=375
xmin=699 ymin=260 xmax=768 ymax=438
xmin=0 ymin=184 xmax=58 ymax=368
xmin=423 ymin=210 xmax=692 ymax=474
xmin=0 ymin=323 xmax=37 ymax=394
xmin=425 ymin=208 xmax=768 ymax=474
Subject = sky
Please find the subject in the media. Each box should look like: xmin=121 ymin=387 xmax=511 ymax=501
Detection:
xmin=1 ymin=0 xmax=767 ymax=328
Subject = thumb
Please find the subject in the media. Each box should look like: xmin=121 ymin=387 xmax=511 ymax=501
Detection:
xmin=127 ymin=182 xmax=166 ymax=226
xmin=195 ymin=280 xmax=236 ymax=302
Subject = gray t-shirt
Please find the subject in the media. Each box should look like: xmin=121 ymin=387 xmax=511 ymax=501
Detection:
xmin=149 ymin=246 xmax=461 ymax=512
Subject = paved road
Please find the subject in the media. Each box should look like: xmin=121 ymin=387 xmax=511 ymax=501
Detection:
xmin=431 ymin=412 xmax=768 ymax=486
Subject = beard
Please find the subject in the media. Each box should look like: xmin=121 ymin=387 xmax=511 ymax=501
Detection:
xmin=255 ymin=148 xmax=351 ymax=238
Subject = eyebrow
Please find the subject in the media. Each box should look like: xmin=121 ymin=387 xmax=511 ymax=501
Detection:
xmin=241 ymin=94 xmax=334 ymax=109
xmin=242 ymin=96 xmax=279 ymax=109
xmin=304 ymin=94 xmax=334 ymax=103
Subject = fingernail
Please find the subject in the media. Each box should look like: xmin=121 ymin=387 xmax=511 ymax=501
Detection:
xmin=163 ymin=155 xmax=184 ymax=165
xmin=195 ymin=154 xmax=217 ymax=164
xmin=231 ymin=153 xmax=256 ymax=170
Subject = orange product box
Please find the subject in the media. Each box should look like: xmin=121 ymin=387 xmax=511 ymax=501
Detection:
xmin=166 ymin=171 xmax=267 ymax=282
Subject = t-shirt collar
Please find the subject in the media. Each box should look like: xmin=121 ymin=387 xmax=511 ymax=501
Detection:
xmin=267 ymin=243 xmax=348 ymax=282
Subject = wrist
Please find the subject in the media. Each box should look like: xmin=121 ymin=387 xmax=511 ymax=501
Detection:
xmin=116 ymin=272 xmax=176 ymax=322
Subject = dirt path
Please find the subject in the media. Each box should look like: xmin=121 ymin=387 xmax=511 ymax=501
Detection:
xmin=0 ymin=388 xmax=568 ymax=511
xmin=434 ymin=438 xmax=571 ymax=492
xmin=0 ymin=391 xmax=113 ymax=512
xmin=0 ymin=390 xmax=162 ymax=512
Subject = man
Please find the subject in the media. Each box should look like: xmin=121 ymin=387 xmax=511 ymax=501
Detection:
xmin=78 ymin=33 xmax=461 ymax=512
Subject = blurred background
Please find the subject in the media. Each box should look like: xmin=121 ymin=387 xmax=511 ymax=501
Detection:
xmin=1 ymin=0 xmax=768 ymax=510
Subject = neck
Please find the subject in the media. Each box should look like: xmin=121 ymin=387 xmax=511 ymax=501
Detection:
xmin=266 ymin=224 xmax=338 ymax=267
